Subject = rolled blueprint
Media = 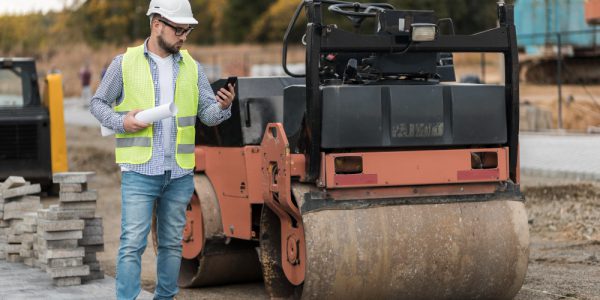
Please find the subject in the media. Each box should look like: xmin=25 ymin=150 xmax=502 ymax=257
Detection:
xmin=100 ymin=102 xmax=178 ymax=136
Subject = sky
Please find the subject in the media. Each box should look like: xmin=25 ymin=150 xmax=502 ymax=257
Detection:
xmin=0 ymin=0 xmax=79 ymax=15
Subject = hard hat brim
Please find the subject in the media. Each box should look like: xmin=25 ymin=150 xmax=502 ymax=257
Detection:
xmin=162 ymin=16 xmax=199 ymax=25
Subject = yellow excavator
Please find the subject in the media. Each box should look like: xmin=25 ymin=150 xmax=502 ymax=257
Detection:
xmin=0 ymin=58 xmax=68 ymax=189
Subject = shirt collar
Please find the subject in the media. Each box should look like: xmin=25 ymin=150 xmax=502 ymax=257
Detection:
xmin=143 ymin=38 xmax=183 ymax=62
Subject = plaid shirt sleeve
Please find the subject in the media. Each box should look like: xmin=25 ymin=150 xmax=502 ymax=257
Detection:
xmin=89 ymin=55 xmax=127 ymax=134
xmin=196 ymin=62 xmax=231 ymax=126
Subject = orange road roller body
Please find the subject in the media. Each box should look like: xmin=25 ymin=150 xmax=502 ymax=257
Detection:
xmin=180 ymin=1 xmax=529 ymax=299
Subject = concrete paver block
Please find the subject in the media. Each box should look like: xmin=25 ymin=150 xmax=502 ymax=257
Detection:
xmin=23 ymin=212 xmax=37 ymax=224
xmin=21 ymin=240 xmax=34 ymax=249
xmin=59 ymin=183 xmax=87 ymax=193
xmin=7 ymin=254 xmax=22 ymax=263
xmin=0 ymin=176 xmax=26 ymax=192
xmin=21 ymin=233 xmax=34 ymax=242
xmin=53 ymin=276 xmax=82 ymax=287
xmin=40 ymin=230 xmax=83 ymax=241
xmin=84 ymin=218 xmax=102 ymax=227
xmin=7 ymin=235 xmax=22 ymax=244
xmin=58 ymin=202 xmax=97 ymax=211
xmin=82 ymin=271 xmax=105 ymax=283
xmin=38 ymin=219 xmax=84 ymax=232
xmin=48 ymin=257 xmax=83 ymax=268
xmin=5 ymin=244 xmax=21 ymax=254
xmin=20 ymin=249 xmax=33 ymax=258
xmin=2 ymin=184 xmax=41 ymax=199
xmin=52 ymin=172 xmax=95 ymax=184
xmin=38 ymin=247 xmax=85 ymax=263
xmin=38 ymin=239 xmax=79 ymax=249
xmin=82 ymin=226 xmax=103 ymax=236
xmin=83 ymin=244 xmax=104 ymax=253
xmin=48 ymin=265 xmax=90 ymax=278
xmin=85 ymin=261 xmax=101 ymax=270
xmin=83 ymin=252 xmax=97 ymax=263
xmin=59 ymin=191 xmax=98 ymax=202
xmin=4 ymin=196 xmax=41 ymax=209
xmin=16 ymin=223 xmax=36 ymax=233
xmin=79 ymin=235 xmax=104 ymax=246
xmin=23 ymin=257 xmax=35 ymax=267
xmin=38 ymin=208 xmax=95 ymax=220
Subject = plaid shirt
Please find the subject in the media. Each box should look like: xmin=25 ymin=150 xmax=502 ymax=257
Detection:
xmin=90 ymin=40 xmax=231 ymax=179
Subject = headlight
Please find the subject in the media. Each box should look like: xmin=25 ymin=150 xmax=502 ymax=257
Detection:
xmin=411 ymin=23 xmax=437 ymax=42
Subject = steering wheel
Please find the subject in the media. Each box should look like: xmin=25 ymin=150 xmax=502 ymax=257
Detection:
xmin=328 ymin=2 xmax=394 ymax=28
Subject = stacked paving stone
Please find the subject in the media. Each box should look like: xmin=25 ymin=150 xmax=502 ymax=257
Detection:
xmin=80 ymin=217 xmax=105 ymax=282
xmin=0 ymin=177 xmax=42 ymax=263
xmin=54 ymin=172 xmax=105 ymax=282
xmin=37 ymin=206 xmax=89 ymax=286
xmin=0 ymin=193 xmax=6 ymax=260
xmin=19 ymin=212 xmax=38 ymax=266
xmin=36 ymin=172 xmax=104 ymax=286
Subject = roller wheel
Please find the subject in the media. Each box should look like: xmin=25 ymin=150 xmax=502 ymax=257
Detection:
xmin=259 ymin=205 xmax=303 ymax=299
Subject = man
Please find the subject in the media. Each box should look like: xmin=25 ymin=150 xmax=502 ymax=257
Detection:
xmin=79 ymin=63 xmax=91 ymax=107
xmin=89 ymin=0 xmax=235 ymax=299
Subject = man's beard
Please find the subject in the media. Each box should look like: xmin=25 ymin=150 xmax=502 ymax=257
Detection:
xmin=158 ymin=34 xmax=181 ymax=54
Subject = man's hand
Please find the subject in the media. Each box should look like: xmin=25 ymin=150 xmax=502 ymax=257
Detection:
xmin=123 ymin=109 xmax=150 ymax=133
xmin=216 ymin=84 xmax=235 ymax=110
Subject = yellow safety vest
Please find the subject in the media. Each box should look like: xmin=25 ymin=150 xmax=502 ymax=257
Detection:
xmin=114 ymin=44 xmax=198 ymax=169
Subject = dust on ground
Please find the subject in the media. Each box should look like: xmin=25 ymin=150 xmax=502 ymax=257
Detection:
xmin=65 ymin=125 xmax=600 ymax=299
xmin=517 ymin=176 xmax=600 ymax=300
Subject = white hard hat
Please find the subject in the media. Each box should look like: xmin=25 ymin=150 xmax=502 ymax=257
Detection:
xmin=147 ymin=0 xmax=198 ymax=25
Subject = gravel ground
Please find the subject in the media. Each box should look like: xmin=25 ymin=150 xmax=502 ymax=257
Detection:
xmin=65 ymin=125 xmax=600 ymax=299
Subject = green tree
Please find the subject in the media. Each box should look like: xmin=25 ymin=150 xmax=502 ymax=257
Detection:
xmin=223 ymin=0 xmax=274 ymax=43
xmin=0 ymin=0 xmax=509 ymax=53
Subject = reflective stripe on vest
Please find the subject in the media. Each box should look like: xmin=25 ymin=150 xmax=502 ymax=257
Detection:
xmin=177 ymin=144 xmax=195 ymax=154
xmin=177 ymin=116 xmax=196 ymax=127
xmin=116 ymin=137 xmax=152 ymax=147
xmin=114 ymin=44 xmax=199 ymax=169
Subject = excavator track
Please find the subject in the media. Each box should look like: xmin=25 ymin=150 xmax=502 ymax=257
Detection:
xmin=521 ymin=56 xmax=600 ymax=84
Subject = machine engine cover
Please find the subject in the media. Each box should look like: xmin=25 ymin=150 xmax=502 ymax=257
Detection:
xmin=318 ymin=84 xmax=507 ymax=148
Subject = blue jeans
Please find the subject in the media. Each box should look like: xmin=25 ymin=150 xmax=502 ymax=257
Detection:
xmin=116 ymin=171 xmax=194 ymax=300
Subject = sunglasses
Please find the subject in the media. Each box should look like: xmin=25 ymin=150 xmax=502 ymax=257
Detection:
xmin=158 ymin=18 xmax=194 ymax=36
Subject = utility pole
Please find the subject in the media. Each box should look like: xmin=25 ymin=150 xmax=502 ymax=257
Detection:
xmin=557 ymin=33 xmax=563 ymax=130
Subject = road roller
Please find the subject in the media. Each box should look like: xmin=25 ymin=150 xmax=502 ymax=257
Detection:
xmin=179 ymin=1 xmax=529 ymax=299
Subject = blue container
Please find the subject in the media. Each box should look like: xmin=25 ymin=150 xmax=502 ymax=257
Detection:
xmin=515 ymin=0 xmax=600 ymax=54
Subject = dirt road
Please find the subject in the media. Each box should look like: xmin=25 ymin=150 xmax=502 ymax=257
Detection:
xmin=66 ymin=125 xmax=599 ymax=300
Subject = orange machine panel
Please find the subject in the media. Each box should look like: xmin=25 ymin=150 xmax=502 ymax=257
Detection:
xmin=586 ymin=0 xmax=600 ymax=25
xmin=243 ymin=146 xmax=264 ymax=204
xmin=324 ymin=148 xmax=509 ymax=188
xmin=203 ymin=147 xmax=253 ymax=240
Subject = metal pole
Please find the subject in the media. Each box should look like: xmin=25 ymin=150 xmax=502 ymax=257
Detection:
xmin=243 ymin=53 xmax=250 ymax=76
xmin=556 ymin=33 xmax=563 ymax=130
xmin=480 ymin=53 xmax=486 ymax=83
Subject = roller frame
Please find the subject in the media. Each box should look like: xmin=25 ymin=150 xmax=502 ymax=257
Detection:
xmin=260 ymin=123 xmax=306 ymax=286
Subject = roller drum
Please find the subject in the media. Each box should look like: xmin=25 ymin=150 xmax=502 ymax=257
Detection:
xmin=300 ymin=199 xmax=529 ymax=300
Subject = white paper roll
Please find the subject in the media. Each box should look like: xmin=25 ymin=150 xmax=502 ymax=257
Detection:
xmin=100 ymin=102 xmax=178 ymax=137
